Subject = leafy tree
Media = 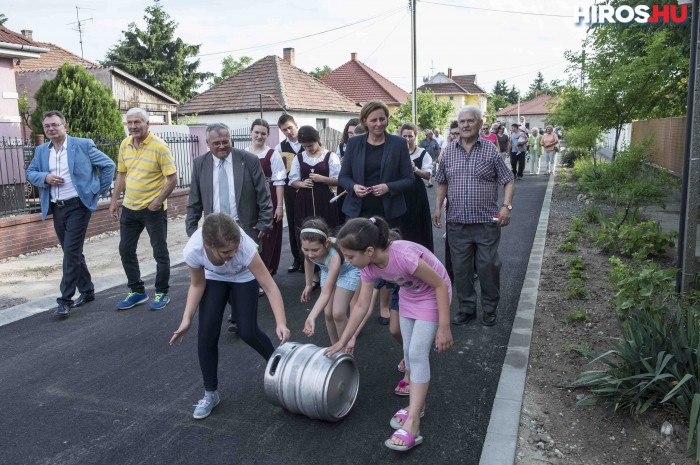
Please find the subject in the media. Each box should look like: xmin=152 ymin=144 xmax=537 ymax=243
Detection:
xmin=558 ymin=0 xmax=690 ymax=159
xmin=30 ymin=63 xmax=125 ymax=163
xmin=388 ymin=90 xmax=453 ymax=134
xmin=0 ymin=13 xmax=8 ymax=25
xmin=210 ymin=55 xmax=252 ymax=88
xmin=102 ymin=0 xmax=212 ymax=102
xmin=310 ymin=65 xmax=332 ymax=79
xmin=492 ymin=80 xmax=509 ymax=98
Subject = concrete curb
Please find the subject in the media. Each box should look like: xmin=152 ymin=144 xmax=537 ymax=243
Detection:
xmin=0 ymin=256 xmax=186 ymax=328
xmin=479 ymin=164 xmax=556 ymax=465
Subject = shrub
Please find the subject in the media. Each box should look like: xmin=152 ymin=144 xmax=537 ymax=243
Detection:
xmin=565 ymin=277 xmax=589 ymax=299
xmin=596 ymin=220 xmax=677 ymax=260
xmin=566 ymin=310 xmax=589 ymax=323
xmin=572 ymin=304 xmax=700 ymax=459
xmin=559 ymin=241 xmax=577 ymax=253
xmin=561 ymin=147 xmax=588 ymax=167
xmin=608 ymin=258 xmax=676 ymax=321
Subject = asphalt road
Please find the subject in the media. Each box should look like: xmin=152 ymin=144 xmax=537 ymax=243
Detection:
xmin=0 ymin=174 xmax=548 ymax=465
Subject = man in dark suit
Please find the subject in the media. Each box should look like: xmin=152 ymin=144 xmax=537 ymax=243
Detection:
xmin=26 ymin=110 xmax=116 ymax=318
xmin=186 ymin=123 xmax=273 ymax=332
xmin=186 ymin=123 xmax=272 ymax=240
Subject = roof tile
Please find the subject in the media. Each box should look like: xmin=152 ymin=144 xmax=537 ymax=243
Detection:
xmin=0 ymin=26 xmax=37 ymax=46
xmin=15 ymin=41 xmax=99 ymax=71
xmin=179 ymin=55 xmax=359 ymax=115
xmin=321 ymin=57 xmax=408 ymax=105
xmin=496 ymin=94 xmax=555 ymax=116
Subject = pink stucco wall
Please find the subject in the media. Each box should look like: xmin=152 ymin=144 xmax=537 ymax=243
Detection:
xmin=0 ymin=58 xmax=22 ymax=140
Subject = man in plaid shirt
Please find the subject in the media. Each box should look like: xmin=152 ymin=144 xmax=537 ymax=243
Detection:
xmin=432 ymin=106 xmax=515 ymax=326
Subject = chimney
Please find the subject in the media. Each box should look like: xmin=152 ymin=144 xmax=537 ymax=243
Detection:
xmin=351 ymin=52 xmax=357 ymax=61
xmin=283 ymin=48 xmax=295 ymax=66
xmin=21 ymin=30 xmax=33 ymax=41
xmin=447 ymin=68 xmax=452 ymax=79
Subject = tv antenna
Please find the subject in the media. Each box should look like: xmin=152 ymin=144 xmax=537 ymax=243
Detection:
xmin=67 ymin=6 xmax=93 ymax=59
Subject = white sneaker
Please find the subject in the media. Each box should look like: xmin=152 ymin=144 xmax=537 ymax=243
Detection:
xmin=193 ymin=393 xmax=220 ymax=419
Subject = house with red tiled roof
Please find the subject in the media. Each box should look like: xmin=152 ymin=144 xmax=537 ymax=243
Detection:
xmin=178 ymin=48 xmax=360 ymax=133
xmin=0 ymin=27 xmax=48 ymax=140
xmin=496 ymin=94 xmax=556 ymax=131
xmin=418 ymin=68 xmax=488 ymax=121
xmin=14 ymin=30 xmax=178 ymax=126
xmin=320 ymin=53 xmax=408 ymax=113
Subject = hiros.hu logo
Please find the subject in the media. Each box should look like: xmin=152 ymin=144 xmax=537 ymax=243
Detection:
xmin=574 ymin=4 xmax=689 ymax=24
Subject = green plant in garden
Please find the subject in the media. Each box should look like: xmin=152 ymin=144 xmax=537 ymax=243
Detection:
xmin=566 ymin=310 xmax=589 ymax=324
xmin=572 ymin=304 xmax=700 ymax=459
xmin=596 ymin=220 xmax=676 ymax=260
xmin=559 ymin=241 xmax=577 ymax=253
xmin=570 ymin=216 xmax=584 ymax=233
xmin=608 ymin=258 xmax=676 ymax=321
xmin=583 ymin=206 xmax=604 ymax=225
xmin=565 ymin=277 xmax=589 ymax=300
xmin=566 ymin=230 xmax=582 ymax=243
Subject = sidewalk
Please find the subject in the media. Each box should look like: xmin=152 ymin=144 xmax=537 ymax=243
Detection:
xmin=0 ymin=215 xmax=191 ymax=326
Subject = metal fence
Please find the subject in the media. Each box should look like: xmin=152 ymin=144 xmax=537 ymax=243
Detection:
xmin=0 ymin=134 xmax=200 ymax=218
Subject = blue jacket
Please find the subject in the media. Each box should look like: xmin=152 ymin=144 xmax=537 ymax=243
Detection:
xmin=26 ymin=135 xmax=116 ymax=220
xmin=338 ymin=132 xmax=414 ymax=220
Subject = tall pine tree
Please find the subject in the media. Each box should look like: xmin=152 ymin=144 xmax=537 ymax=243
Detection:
xmin=102 ymin=1 xmax=211 ymax=102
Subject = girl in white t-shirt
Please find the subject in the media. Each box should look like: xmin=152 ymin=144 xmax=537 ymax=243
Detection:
xmin=170 ymin=213 xmax=290 ymax=420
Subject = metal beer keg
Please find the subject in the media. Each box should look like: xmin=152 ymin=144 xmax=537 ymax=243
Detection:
xmin=264 ymin=342 xmax=359 ymax=422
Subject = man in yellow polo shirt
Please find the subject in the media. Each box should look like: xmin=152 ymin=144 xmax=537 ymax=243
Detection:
xmin=109 ymin=108 xmax=177 ymax=311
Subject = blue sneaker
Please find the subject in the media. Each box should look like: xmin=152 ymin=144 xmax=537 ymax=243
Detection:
xmin=149 ymin=292 xmax=170 ymax=310
xmin=193 ymin=393 xmax=220 ymax=419
xmin=116 ymin=291 xmax=149 ymax=310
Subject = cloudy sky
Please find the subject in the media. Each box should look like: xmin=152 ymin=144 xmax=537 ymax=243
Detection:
xmin=4 ymin=0 xmax=594 ymax=95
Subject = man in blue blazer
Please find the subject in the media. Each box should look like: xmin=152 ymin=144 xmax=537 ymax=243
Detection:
xmin=26 ymin=110 xmax=116 ymax=318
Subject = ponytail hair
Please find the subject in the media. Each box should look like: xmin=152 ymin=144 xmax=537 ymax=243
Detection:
xmin=336 ymin=216 xmax=390 ymax=251
xmin=202 ymin=213 xmax=241 ymax=249
xmin=300 ymin=217 xmax=344 ymax=263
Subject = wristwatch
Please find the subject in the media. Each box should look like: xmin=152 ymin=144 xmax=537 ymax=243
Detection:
xmin=502 ymin=203 xmax=513 ymax=211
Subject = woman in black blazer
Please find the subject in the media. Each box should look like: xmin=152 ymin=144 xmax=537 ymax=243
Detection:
xmin=338 ymin=101 xmax=414 ymax=226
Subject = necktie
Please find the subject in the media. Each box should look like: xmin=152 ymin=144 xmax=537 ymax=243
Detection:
xmin=218 ymin=159 xmax=231 ymax=215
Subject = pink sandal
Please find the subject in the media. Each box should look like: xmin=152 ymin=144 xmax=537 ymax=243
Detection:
xmin=393 ymin=379 xmax=410 ymax=396
xmin=385 ymin=428 xmax=424 ymax=451
xmin=390 ymin=408 xmax=425 ymax=429
xmin=397 ymin=358 xmax=405 ymax=373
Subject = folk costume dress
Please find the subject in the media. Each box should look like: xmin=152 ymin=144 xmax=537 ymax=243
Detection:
xmin=246 ymin=145 xmax=286 ymax=274
xmin=400 ymin=147 xmax=434 ymax=252
xmin=288 ymin=149 xmax=341 ymax=256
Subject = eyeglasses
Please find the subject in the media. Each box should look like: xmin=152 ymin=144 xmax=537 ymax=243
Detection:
xmin=43 ymin=123 xmax=63 ymax=129
xmin=450 ymin=132 xmax=460 ymax=137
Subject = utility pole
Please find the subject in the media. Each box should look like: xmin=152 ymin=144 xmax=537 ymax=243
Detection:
xmin=677 ymin=0 xmax=699 ymax=293
xmin=410 ymin=0 xmax=417 ymax=125
xmin=68 ymin=6 xmax=92 ymax=60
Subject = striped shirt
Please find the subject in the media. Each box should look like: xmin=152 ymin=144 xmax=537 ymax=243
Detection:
xmin=118 ymin=132 xmax=176 ymax=210
xmin=435 ymin=138 xmax=513 ymax=224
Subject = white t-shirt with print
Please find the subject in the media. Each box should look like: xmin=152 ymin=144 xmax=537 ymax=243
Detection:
xmin=183 ymin=228 xmax=257 ymax=283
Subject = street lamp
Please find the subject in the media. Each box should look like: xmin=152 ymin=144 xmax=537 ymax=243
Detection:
xmin=676 ymin=0 xmax=698 ymax=293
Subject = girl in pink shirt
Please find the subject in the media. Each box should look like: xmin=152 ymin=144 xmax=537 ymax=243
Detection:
xmin=326 ymin=216 xmax=453 ymax=452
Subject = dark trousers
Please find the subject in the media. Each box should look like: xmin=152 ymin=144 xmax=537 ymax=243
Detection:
xmin=447 ymin=222 xmax=502 ymax=317
xmin=51 ymin=198 xmax=93 ymax=305
xmin=198 ymin=279 xmax=275 ymax=391
xmin=510 ymin=151 xmax=526 ymax=178
xmin=118 ymin=206 xmax=170 ymax=294
xmin=284 ymin=183 xmax=299 ymax=261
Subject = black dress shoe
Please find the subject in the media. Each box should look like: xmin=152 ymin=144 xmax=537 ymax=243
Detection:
xmin=287 ymin=259 xmax=300 ymax=273
xmin=55 ymin=303 xmax=71 ymax=318
xmin=452 ymin=311 xmax=476 ymax=325
xmin=482 ymin=313 xmax=497 ymax=326
xmin=72 ymin=293 xmax=95 ymax=308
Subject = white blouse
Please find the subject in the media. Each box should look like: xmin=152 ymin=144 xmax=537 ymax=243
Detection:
xmin=245 ymin=145 xmax=286 ymax=186
xmin=411 ymin=147 xmax=433 ymax=173
xmin=287 ymin=150 xmax=341 ymax=184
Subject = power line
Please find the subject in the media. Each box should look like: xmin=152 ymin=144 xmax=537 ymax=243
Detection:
xmin=420 ymin=1 xmax=572 ymax=18
xmin=196 ymin=6 xmax=404 ymax=58
xmin=365 ymin=12 xmax=408 ymax=61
